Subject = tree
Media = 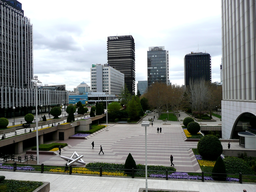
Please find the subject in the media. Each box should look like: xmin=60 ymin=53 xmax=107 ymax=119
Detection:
xmin=127 ymin=96 xmax=142 ymax=120
xmin=25 ymin=113 xmax=34 ymax=123
xmin=50 ymin=106 xmax=61 ymax=119
xmin=207 ymin=83 xmax=222 ymax=117
xmin=140 ymin=97 xmax=150 ymax=112
xmin=137 ymin=89 xmax=141 ymax=97
xmin=108 ymin=102 xmax=121 ymax=114
xmin=76 ymin=101 xmax=83 ymax=108
xmin=0 ymin=117 xmax=9 ymax=128
xmin=212 ymin=156 xmax=227 ymax=181
xmin=124 ymin=153 xmax=137 ymax=175
xmin=189 ymin=79 xmax=210 ymax=118
xmin=90 ymin=106 xmax=96 ymax=117
xmin=66 ymin=105 xmax=76 ymax=122
xmin=119 ymin=85 xmax=131 ymax=106
xmin=96 ymin=102 xmax=104 ymax=115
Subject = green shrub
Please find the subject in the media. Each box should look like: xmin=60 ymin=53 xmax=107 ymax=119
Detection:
xmin=223 ymin=156 xmax=254 ymax=174
xmin=124 ymin=153 xmax=137 ymax=174
xmin=31 ymin=143 xmax=67 ymax=151
xmin=0 ymin=176 xmax=5 ymax=182
xmin=25 ymin=113 xmax=34 ymax=123
xmin=0 ymin=118 xmax=9 ymax=129
xmin=50 ymin=106 xmax=61 ymax=119
xmin=183 ymin=117 xmax=194 ymax=127
xmin=115 ymin=118 xmax=119 ymax=122
xmin=90 ymin=106 xmax=96 ymax=117
xmin=212 ymin=156 xmax=227 ymax=181
xmin=66 ymin=105 xmax=76 ymax=122
xmin=187 ymin=122 xmax=200 ymax=134
xmin=197 ymin=135 xmax=223 ymax=160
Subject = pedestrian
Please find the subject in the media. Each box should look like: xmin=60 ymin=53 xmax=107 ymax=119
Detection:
xmin=99 ymin=145 xmax=104 ymax=155
xmin=91 ymin=141 xmax=94 ymax=149
xmin=157 ymin=127 xmax=159 ymax=133
xmin=228 ymin=142 xmax=230 ymax=149
xmin=170 ymin=155 xmax=174 ymax=166
xmin=160 ymin=127 xmax=162 ymax=133
xmin=59 ymin=145 xmax=61 ymax=155
xmin=152 ymin=122 xmax=154 ymax=126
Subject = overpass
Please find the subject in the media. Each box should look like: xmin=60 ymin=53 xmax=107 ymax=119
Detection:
xmin=0 ymin=114 xmax=106 ymax=154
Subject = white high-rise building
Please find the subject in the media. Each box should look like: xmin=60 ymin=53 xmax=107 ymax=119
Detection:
xmin=221 ymin=0 xmax=256 ymax=148
xmin=90 ymin=64 xmax=124 ymax=95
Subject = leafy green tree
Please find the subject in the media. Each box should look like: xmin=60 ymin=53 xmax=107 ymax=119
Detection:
xmin=140 ymin=97 xmax=149 ymax=112
xmin=120 ymin=85 xmax=131 ymax=106
xmin=90 ymin=106 xmax=96 ymax=117
xmin=127 ymin=96 xmax=142 ymax=120
xmin=96 ymin=102 xmax=104 ymax=115
xmin=187 ymin=122 xmax=200 ymax=134
xmin=108 ymin=102 xmax=121 ymax=114
xmin=50 ymin=106 xmax=61 ymax=119
xmin=183 ymin=117 xmax=194 ymax=127
xmin=0 ymin=117 xmax=9 ymax=128
xmin=25 ymin=113 xmax=34 ymax=123
xmin=66 ymin=105 xmax=76 ymax=122
xmin=76 ymin=101 xmax=83 ymax=108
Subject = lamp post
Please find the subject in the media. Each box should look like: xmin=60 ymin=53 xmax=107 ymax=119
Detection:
xmin=31 ymin=76 xmax=41 ymax=165
xmin=141 ymin=121 xmax=150 ymax=192
xmin=13 ymin=106 xmax=15 ymax=125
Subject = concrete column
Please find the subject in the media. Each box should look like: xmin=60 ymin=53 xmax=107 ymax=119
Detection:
xmin=15 ymin=141 xmax=23 ymax=154
xmin=39 ymin=135 xmax=44 ymax=145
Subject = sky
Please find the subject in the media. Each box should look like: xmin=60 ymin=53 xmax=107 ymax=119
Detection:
xmin=21 ymin=0 xmax=222 ymax=91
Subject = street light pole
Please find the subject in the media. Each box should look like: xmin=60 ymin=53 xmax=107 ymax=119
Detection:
xmin=141 ymin=121 xmax=150 ymax=192
xmin=31 ymin=76 xmax=41 ymax=165
xmin=13 ymin=106 xmax=15 ymax=125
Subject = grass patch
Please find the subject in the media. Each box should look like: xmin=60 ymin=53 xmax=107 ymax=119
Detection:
xmin=158 ymin=113 xmax=178 ymax=121
xmin=78 ymin=124 xmax=105 ymax=134
xmin=212 ymin=113 xmax=221 ymax=118
xmin=31 ymin=142 xmax=67 ymax=151
xmin=0 ymin=180 xmax=43 ymax=192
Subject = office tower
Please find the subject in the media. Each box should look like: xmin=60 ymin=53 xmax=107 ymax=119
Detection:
xmin=107 ymin=35 xmax=135 ymax=95
xmin=137 ymin=81 xmax=148 ymax=95
xmin=184 ymin=52 xmax=211 ymax=86
xmin=221 ymin=0 xmax=256 ymax=148
xmin=91 ymin=64 xmax=124 ymax=95
xmin=147 ymin=46 xmax=169 ymax=88
xmin=0 ymin=0 xmax=68 ymax=117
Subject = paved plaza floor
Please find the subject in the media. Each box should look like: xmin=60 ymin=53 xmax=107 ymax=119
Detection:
xmin=1 ymin=112 xmax=255 ymax=191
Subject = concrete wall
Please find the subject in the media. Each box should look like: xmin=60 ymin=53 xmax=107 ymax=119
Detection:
xmin=76 ymin=119 xmax=92 ymax=132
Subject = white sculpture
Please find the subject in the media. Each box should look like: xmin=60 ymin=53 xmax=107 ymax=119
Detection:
xmin=60 ymin=151 xmax=86 ymax=166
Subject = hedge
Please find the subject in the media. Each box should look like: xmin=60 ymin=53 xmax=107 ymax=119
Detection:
xmin=31 ymin=143 xmax=67 ymax=151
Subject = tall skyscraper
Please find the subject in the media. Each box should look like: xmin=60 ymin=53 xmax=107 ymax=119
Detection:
xmin=0 ymin=0 xmax=68 ymax=117
xmin=137 ymin=80 xmax=148 ymax=95
xmin=184 ymin=52 xmax=211 ymax=86
xmin=107 ymin=35 xmax=135 ymax=95
xmin=221 ymin=0 xmax=256 ymax=148
xmin=147 ymin=46 xmax=169 ymax=88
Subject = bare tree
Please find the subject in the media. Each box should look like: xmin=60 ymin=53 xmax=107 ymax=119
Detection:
xmin=189 ymin=79 xmax=210 ymax=118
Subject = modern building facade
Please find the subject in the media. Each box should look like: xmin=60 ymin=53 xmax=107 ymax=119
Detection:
xmin=0 ymin=0 xmax=68 ymax=117
xmin=90 ymin=64 xmax=124 ymax=96
xmin=107 ymin=35 xmax=135 ymax=95
xmin=184 ymin=52 xmax=211 ymax=86
xmin=147 ymin=47 xmax=169 ymax=88
xmin=221 ymin=0 xmax=256 ymax=148
xmin=137 ymin=81 xmax=148 ymax=95
xmin=77 ymin=82 xmax=90 ymax=95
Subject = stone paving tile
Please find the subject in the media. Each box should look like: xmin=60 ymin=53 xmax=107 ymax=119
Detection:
xmin=41 ymin=116 xmax=200 ymax=172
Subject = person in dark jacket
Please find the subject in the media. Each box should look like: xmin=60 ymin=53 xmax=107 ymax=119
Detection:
xmin=170 ymin=155 xmax=174 ymax=166
xmin=99 ymin=145 xmax=104 ymax=155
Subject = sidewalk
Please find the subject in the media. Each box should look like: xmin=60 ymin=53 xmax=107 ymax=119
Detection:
xmin=0 ymin=171 xmax=255 ymax=192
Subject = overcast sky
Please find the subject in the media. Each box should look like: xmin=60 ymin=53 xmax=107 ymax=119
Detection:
xmin=21 ymin=0 xmax=222 ymax=91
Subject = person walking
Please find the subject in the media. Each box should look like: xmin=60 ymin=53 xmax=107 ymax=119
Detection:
xmin=160 ymin=127 xmax=162 ymax=133
xmin=157 ymin=127 xmax=159 ymax=133
xmin=59 ymin=145 xmax=61 ymax=155
xmin=170 ymin=155 xmax=174 ymax=166
xmin=228 ymin=142 xmax=230 ymax=149
xmin=99 ymin=145 xmax=104 ymax=155
xmin=91 ymin=141 xmax=94 ymax=149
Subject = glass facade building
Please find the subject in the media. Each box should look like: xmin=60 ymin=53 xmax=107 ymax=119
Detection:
xmin=137 ymin=81 xmax=147 ymax=95
xmin=0 ymin=0 xmax=68 ymax=117
xmin=147 ymin=46 xmax=169 ymax=87
xmin=107 ymin=35 xmax=135 ymax=95
xmin=184 ymin=52 xmax=211 ymax=86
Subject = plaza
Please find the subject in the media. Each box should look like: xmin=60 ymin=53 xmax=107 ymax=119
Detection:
xmin=1 ymin=112 xmax=255 ymax=192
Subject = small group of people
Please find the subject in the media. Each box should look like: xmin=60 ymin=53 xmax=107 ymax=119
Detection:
xmin=157 ymin=127 xmax=162 ymax=133
xmin=91 ymin=141 xmax=104 ymax=155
